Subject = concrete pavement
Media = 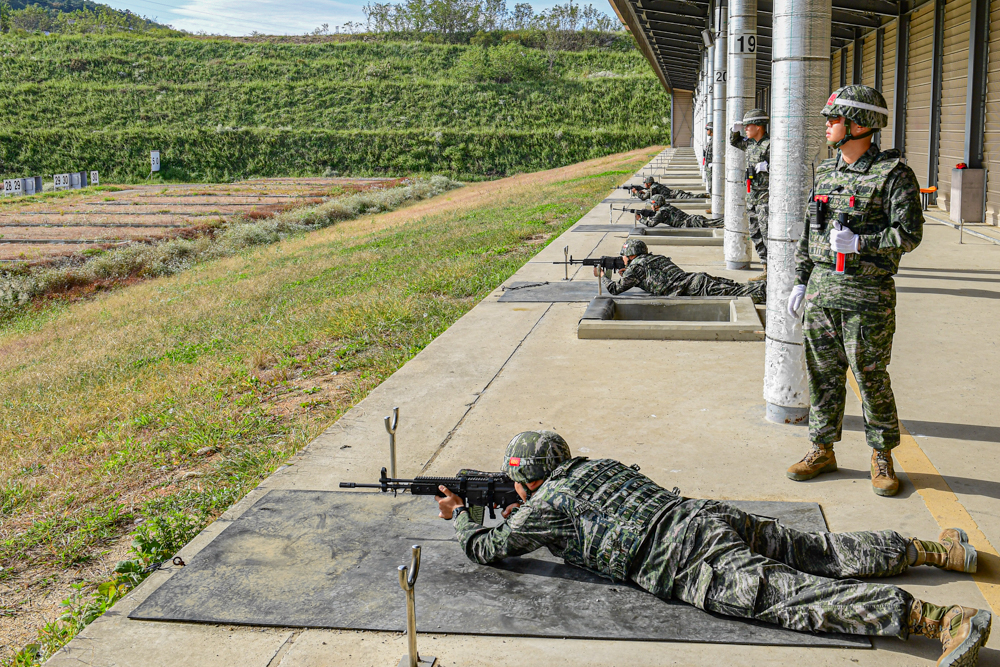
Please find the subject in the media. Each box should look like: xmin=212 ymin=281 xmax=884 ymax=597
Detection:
xmin=48 ymin=148 xmax=1000 ymax=666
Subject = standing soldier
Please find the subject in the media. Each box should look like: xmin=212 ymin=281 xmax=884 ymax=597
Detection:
xmin=786 ymin=85 xmax=923 ymax=498
xmin=703 ymin=122 xmax=714 ymax=197
xmin=730 ymin=109 xmax=770 ymax=282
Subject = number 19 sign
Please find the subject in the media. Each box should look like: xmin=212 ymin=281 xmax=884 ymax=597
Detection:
xmin=731 ymin=32 xmax=757 ymax=55
xmin=150 ymin=150 xmax=161 ymax=173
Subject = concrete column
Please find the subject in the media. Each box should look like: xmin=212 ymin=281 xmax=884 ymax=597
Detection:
xmin=705 ymin=44 xmax=715 ymax=189
xmin=724 ymin=0 xmax=755 ymax=270
xmin=711 ymin=2 xmax=727 ymax=216
xmin=763 ymin=0 xmax=830 ymax=425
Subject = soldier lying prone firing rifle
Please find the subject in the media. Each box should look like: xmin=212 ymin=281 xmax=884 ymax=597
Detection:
xmin=611 ymin=206 xmax=654 ymax=218
xmin=340 ymin=467 xmax=522 ymax=522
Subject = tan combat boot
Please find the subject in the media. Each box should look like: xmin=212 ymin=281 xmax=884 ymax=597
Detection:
xmin=786 ymin=443 xmax=837 ymax=481
xmin=748 ymin=266 xmax=767 ymax=282
xmin=907 ymin=600 xmax=993 ymax=667
xmin=871 ymin=449 xmax=900 ymax=497
xmin=911 ymin=529 xmax=978 ymax=574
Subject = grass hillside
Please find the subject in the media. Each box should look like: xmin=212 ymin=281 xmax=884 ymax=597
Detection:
xmin=0 ymin=36 xmax=669 ymax=181
xmin=0 ymin=147 xmax=659 ymax=664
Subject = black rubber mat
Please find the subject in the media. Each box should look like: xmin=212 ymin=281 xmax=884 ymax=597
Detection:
xmin=497 ymin=280 xmax=649 ymax=302
xmin=130 ymin=490 xmax=867 ymax=648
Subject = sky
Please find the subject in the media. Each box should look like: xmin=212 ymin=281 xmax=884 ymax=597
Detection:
xmin=99 ymin=0 xmax=588 ymax=36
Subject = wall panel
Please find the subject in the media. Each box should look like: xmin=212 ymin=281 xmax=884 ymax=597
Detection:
xmin=984 ymin=0 xmax=1000 ymax=224
xmin=936 ymin=0 xmax=972 ymax=211
xmin=905 ymin=1 xmax=937 ymax=188
xmin=883 ymin=20 xmax=898 ymax=149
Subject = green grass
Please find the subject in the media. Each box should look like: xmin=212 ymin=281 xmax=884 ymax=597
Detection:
xmin=0 ymin=147 xmax=657 ymax=663
xmin=0 ymin=35 xmax=668 ymax=181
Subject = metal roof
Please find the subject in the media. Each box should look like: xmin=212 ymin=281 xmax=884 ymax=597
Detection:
xmin=608 ymin=0 xmax=897 ymax=93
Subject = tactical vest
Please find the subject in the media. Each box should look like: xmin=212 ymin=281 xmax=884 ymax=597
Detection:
xmin=744 ymin=137 xmax=769 ymax=198
xmin=806 ymin=149 xmax=907 ymax=307
xmin=534 ymin=458 xmax=682 ymax=581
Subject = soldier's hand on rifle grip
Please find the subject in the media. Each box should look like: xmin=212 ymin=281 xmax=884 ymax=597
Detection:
xmin=436 ymin=485 xmax=465 ymax=520
xmin=501 ymin=502 xmax=521 ymax=519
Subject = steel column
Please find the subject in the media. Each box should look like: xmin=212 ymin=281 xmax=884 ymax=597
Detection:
xmin=712 ymin=1 xmax=728 ymax=216
xmin=840 ymin=47 xmax=847 ymax=86
xmin=725 ymin=0 xmax=755 ymax=269
xmin=964 ymin=0 xmax=989 ymax=167
xmin=927 ymin=0 xmax=945 ymax=200
xmin=763 ymin=0 xmax=831 ymax=424
xmin=852 ymin=33 xmax=863 ymax=84
xmin=891 ymin=14 xmax=909 ymax=153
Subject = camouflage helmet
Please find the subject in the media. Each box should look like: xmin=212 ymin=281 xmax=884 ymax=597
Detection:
xmin=742 ymin=108 xmax=769 ymax=126
xmin=650 ymin=194 xmax=667 ymax=208
xmin=621 ymin=238 xmax=649 ymax=257
xmin=822 ymin=85 xmax=888 ymax=148
xmin=706 ymin=121 xmax=714 ymax=130
xmin=643 ymin=175 xmax=655 ymax=186
xmin=502 ymin=431 xmax=571 ymax=484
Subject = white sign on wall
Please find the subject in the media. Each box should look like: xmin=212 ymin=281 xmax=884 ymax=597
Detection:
xmin=90 ymin=170 xmax=99 ymax=185
xmin=150 ymin=150 xmax=160 ymax=172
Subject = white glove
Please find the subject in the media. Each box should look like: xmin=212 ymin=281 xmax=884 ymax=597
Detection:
xmin=755 ymin=161 xmax=768 ymax=173
xmin=830 ymin=222 xmax=860 ymax=254
xmin=787 ymin=284 xmax=806 ymax=316
xmin=732 ymin=122 xmax=744 ymax=133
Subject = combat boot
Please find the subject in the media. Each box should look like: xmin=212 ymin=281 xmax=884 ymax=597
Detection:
xmin=786 ymin=443 xmax=837 ymax=481
xmin=908 ymin=600 xmax=992 ymax=667
xmin=748 ymin=267 xmax=767 ymax=282
xmin=911 ymin=529 xmax=978 ymax=574
xmin=871 ymin=449 xmax=899 ymax=497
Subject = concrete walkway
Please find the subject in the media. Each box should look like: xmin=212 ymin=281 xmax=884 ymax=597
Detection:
xmin=49 ymin=149 xmax=1000 ymax=666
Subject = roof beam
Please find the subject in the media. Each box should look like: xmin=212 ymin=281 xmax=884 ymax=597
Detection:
xmin=831 ymin=0 xmax=899 ymax=16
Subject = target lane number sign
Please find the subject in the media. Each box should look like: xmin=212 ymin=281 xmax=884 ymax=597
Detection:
xmin=90 ymin=171 xmax=99 ymax=185
xmin=150 ymin=150 xmax=160 ymax=172
xmin=3 ymin=179 xmax=22 ymax=196
xmin=54 ymin=173 xmax=71 ymax=190
xmin=730 ymin=32 xmax=757 ymax=55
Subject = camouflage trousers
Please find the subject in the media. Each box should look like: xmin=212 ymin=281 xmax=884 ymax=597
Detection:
xmin=804 ymin=303 xmax=900 ymax=450
xmin=675 ymin=214 xmax=724 ymax=229
xmin=678 ymin=272 xmax=766 ymax=304
xmin=672 ymin=502 xmax=913 ymax=638
xmin=747 ymin=198 xmax=768 ymax=265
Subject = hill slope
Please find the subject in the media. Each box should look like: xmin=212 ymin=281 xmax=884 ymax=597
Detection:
xmin=0 ymin=36 xmax=669 ymax=181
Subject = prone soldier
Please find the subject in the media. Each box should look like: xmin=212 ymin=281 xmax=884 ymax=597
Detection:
xmin=786 ymin=85 xmax=923 ymax=498
xmin=632 ymin=175 xmax=706 ymax=201
xmin=436 ymin=431 xmax=991 ymax=666
xmin=730 ymin=108 xmax=771 ymax=282
xmin=641 ymin=194 xmax=723 ymax=229
xmin=595 ymin=238 xmax=765 ymax=303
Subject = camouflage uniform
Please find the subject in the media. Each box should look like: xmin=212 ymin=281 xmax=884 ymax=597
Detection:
xmin=454 ymin=457 xmax=914 ymax=639
xmin=729 ymin=115 xmax=770 ymax=264
xmin=704 ymin=139 xmax=713 ymax=192
xmin=795 ymin=143 xmax=923 ymax=451
xmin=646 ymin=203 xmax=724 ymax=229
xmin=603 ymin=253 xmax=766 ymax=304
xmin=638 ymin=182 xmax=704 ymax=201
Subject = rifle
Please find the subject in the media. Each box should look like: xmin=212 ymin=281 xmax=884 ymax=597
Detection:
xmin=611 ymin=206 xmax=655 ymax=218
xmin=340 ymin=467 xmax=521 ymax=522
xmin=551 ymin=255 xmax=626 ymax=272
xmin=615 ymin=185 xmax=642 ymax=194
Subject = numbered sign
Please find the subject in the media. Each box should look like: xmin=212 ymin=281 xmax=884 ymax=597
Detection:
xmin=715 ymin=70 xmax=728 ymax=82
xmin=54 ymin=173 xmax=70 ymax=190
xmin=90 ymin=170 xmax=99 ymax=185
xmin=731 ymin=32 xmax=757 ymax=54
xmin=11 ymin=179 xmax=21 ymax=195
xmin=3 ymin=179 xmax=12 ymax=196
xmin=150 ymin=150 xmax=160 ymax=172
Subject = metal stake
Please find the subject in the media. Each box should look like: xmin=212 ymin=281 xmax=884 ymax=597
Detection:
xmin=385 ymin=407 xmax=399 ymax=478
xmin=563 ymin=246 xmax=569 ymax=280
xmin=397 ymin=545 xmax=436 ymax=667
xmin=960 ymin=219 xmax=965 ymax=244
